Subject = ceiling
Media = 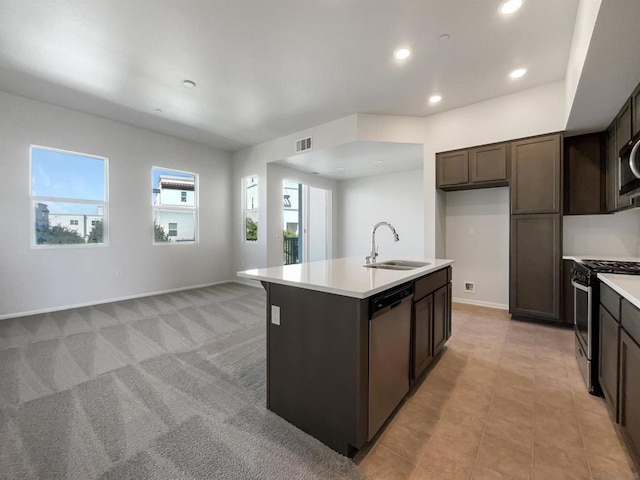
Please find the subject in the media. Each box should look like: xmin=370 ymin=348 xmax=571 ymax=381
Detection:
xmin=275 ymin=141 xmax=423 ymax=180
xmin=0 ymin=0 xmax=580 ymax=152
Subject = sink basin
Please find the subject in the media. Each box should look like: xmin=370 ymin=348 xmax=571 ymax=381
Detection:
xmin=363 ymin=260 xmax=430 ymax=270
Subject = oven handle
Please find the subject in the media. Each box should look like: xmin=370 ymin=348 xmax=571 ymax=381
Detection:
xmin=571 ymin=279 xmax=590 ymax=293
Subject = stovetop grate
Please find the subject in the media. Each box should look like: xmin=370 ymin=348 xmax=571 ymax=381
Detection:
xmin=581 ymin=259 xmax=640 ymax=275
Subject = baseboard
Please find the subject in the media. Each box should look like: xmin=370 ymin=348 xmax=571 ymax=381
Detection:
xmin=452 ymin=297 xmax=509 ymax=311
xmin=0 ymin=280 xmax=234 ymax=321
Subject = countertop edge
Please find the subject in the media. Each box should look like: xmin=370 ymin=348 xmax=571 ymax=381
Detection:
xmin=599 ymin=274 xmax=640 ymax=311
xmin=237 ymin=259 xmax=454 ymax=299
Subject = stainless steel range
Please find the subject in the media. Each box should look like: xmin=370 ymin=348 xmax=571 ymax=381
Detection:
xmin=571 ymin=259 xmax=640 ymax=395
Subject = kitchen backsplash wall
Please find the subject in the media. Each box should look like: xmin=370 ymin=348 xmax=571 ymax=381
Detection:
xmin=563 ymin=208 xmax=640 ymax=257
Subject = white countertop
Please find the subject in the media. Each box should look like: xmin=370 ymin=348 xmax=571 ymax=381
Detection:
xmin=599 ymin=274 xmax=640 ymax=311
xmin=237 ymin=257 xmax=454 ymax=299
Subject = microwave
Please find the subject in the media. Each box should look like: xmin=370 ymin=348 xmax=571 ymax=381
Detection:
xmin=620 ymin=131 xmax=640 ymax=197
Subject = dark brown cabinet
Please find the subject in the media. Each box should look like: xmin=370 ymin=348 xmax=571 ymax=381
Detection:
xmin=436 ymin=150 xmax=468 ymax=187
xmin=469 ymin=143 xmax=509 ymax=184
xmin=433 ymin=285 xmax=448 ymax=355
xmin=437 ymin=143 xmax=508 ymax=191
xmin=411 ymin=267 xmax=451 ymax=382
xmin=606 ymin=119 xmax=633 ymax=212
xmin=412 ymin=295 xmax=433 ymax=381
xmin=509 ymin=214 xmax=561 ymax=321
xmin=511 ymin=134 xmax=562 ymax=214
xmin=563 ymin=132 xmax=606 ymax=215
xmin=617 ymin=99 xmax=633 ymax=151
xmin=599 ymin=305 xmax=620 ymax=419
xmin=633 ymin=83 xmax=640 ymax=138
xmin=620 ymin=329 xmax=640 ymax=460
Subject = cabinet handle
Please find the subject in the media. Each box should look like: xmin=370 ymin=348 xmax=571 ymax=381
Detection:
xmin=629 ymin=141 xmax=640 ymax=179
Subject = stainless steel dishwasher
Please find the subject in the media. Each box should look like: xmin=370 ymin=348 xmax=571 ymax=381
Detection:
xmin=368 ymin=283 xmax=413 ymax=440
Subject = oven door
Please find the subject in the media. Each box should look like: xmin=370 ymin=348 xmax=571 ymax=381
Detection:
xmin=572 ymin=279 xmax=592 ymax=357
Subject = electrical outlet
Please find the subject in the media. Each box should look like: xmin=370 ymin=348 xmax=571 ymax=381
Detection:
xmin=115 ymin=270 xmax=123 ymax=279
xmin=271 ymin=305 xmax=281 ymax=325
xmin=464 ymin=281 xmax=475 ymax=293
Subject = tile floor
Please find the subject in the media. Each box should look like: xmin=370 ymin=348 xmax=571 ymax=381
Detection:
xmin=356 ymin=303 xmax=639 ymax=480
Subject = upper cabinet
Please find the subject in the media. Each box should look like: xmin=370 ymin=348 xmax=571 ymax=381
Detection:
xmin=618 ymin=98 xmax=633 ymax=150
xmin=633 ymin=83 xmax=640 ymax=138
xmin=436 ymin=150 xmax=468 ymax=187
xmin=436 ymin=142 xmax=509 ymax=191
xmin=510 ymin=134 xmax=562 ymax=214
xmin=563 ymin=132 xmax=606 ymax=215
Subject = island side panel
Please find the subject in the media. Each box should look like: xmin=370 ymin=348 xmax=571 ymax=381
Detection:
xmin=266 ymin=283 xmax=369 ymax=455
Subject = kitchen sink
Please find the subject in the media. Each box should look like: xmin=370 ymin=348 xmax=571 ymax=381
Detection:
xmin=363 ymin=260 xmax=430 ymax=270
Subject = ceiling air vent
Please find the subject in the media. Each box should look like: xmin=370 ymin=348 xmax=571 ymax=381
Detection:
xmin=295 ymin=136 xmax=312 ymax=153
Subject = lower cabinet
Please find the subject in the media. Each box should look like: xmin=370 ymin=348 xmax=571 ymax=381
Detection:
xmin=411 ymin=269 xmax=452 ymax=382
xmin=412 ymin=295 xmax=433 ymax=380
xmin=620 ymin=329 xmax=640 ymax=459
xmin=433 ymin=285 xmax=448 ymax=355
xmin=599 ymin=305 xmax=620 ymax=419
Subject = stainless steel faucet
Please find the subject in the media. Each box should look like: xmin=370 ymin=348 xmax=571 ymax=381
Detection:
xmin=366 ymin=222 xmax=400 ymax=264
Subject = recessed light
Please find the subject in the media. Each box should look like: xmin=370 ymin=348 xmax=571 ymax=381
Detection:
xmin=182 ymin=79 xmax=196 ymax=88
xmin=499 ymin=0 xmax=523 ymax=15
xmin=438 ymin=34 xmax=450 ymax=42
xmin=509 ymin=68 xmax=527 ymax=79
xmin=336 ymin=167 xmax=345 ymax=172
xmin=393 ymin=48 xmax=411 ymax=61
xmin=376 ymin=160 xmax=384 ymax=164
xmin=429 ymin=95 xmax=442 ymax=104
xmin=311 ymin=171 xmax=320 ymax=175
xmin=154 ymin=108 xmax=163 ymax=113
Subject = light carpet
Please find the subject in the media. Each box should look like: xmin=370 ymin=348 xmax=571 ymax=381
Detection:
xmin=0 ymin=283 xmax=364 ymax=480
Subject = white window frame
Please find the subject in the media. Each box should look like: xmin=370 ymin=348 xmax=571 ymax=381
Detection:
xmin=30 ymin=145 xmax=109 ymax=248
xmin=152 ymin=166 xmax=199 ymax=245
xmin=242 ymin=175 xmax=258 ymax=243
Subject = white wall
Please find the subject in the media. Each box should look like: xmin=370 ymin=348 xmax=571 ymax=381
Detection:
xmin=337 ymin=169 xmax=424 ymax=260
xmin=0 ymin=91 xmax=232 ymax=318
xmin=423 ymin=81 xmax=567 ymax=306
xmin=564 ymin=209 xmax=640 ymax=257
xmin=445 ymin=188 xmax=510 ymax=309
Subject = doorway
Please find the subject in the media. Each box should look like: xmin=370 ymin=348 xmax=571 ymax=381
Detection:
xmin=283 ymin=180 xmax=331 ymax=265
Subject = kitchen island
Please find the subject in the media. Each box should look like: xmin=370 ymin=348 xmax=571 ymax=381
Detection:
xmin=238 ymin=257 xmax=453 ymax=456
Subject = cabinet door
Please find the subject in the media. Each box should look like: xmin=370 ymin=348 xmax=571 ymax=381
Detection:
xmin=469 ymin=143 xmax=508 ymax=184
xmin=446 ymin=283 xmax=452 ymax=341
xmin=511 ymin=134 xmax=561 ymax=214
xmin=607 ymin=119 xmax=633 ymax=211
xmin=433 ymin=285 xmax=448 ymax=355
xmin=599 ymin=306 xmax=620 ymax=419
xmin=620 ymin=330 xmax=640 ymax=459
xmin=412 ymin=295 xmax=433 ymax=380
xmin=633 ymin=83 xmax=640 ymax=138
xmin=509 ymin=214 xmax=561 ymax=321
xmin=617 ymin=99 xmax=633 ymax=151
xmin=437 ymin=150 xmax=469 ymax=187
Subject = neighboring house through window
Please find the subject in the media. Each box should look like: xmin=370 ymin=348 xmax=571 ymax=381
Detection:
xmin=243 ymin=176 xmax=258 ymax=242
xmin=30 ymin=145 xmax=108 ymax=246
xmin=152 ymin=167 xmax=197 ymax=243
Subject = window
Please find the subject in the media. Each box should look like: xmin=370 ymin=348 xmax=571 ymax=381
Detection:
xmin=31 ymin=146 xmax=107 ymax=246
xmin=152 ymin=167 xmax=197 ymax=243
xmin=243 ymin=176 xmax=258 ymax=242
xmin=91 ymin=220 xmax=98 ymax=226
